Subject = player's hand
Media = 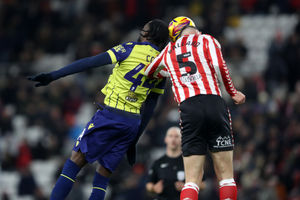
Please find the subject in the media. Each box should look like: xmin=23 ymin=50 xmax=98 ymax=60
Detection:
xmin=27 ymin=73 xmax=54 ymax=87
xmin=153 ymin=180 xmax=164 ymax=194
xmin=232 ymin=91 xmax=246 ymax=105
xmin=174 ymin=181 xmax=184 ymax=191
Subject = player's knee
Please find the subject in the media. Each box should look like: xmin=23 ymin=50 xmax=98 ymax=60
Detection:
xmin=185 ymin=169 xmax=203 ymax=186
xmin=96 ymin=165 xmax=112 ymax=178
xmin=211 ymin=151 xmax=233 ymax=179
xmin=70 ymin=150 xmax=87 ymax=168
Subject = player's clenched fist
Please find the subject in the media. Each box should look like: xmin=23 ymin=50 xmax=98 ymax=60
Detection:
xmin=27 ymin=73 xmax=54 ymax=87
xmin=232 ymin=91 xmax=246 ymax=105
xmin=153 ymin=180 xmax=164 ymax=194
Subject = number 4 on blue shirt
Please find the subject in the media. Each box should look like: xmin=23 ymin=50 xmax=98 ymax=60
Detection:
xmin=124 ymin=64 xmax=156 ymax=92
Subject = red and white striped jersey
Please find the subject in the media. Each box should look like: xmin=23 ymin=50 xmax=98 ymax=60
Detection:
xmin=144 ymin=33 xmax=237 ymax=103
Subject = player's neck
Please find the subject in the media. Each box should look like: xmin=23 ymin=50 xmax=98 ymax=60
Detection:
xmin=166 ymin=148 xmax=181 ymax=158
xmin=139 ymin=37 xmax=147 ymax=43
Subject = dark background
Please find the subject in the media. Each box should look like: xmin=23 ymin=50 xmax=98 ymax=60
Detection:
xmin=0 ymin=0 xmax=299 ymax=199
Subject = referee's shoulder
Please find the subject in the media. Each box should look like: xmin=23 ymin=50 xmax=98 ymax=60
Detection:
xmin=154 ymin=154 xmax=168 ymax=163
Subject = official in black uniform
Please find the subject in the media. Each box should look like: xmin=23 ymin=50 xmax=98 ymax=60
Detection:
xmin=146 ymin=127 xmax=184 ymax=200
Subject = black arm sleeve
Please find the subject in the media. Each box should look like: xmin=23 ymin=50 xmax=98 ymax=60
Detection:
xmin=139 ymin=92 xmax=160 ymax=132
xmin=147 ymin=162 xmax=159 ymax=183
xmin=51 ymin=52 xmax=112 ymax=80
xmin=126 ymin=92 xmax=161 ymax=165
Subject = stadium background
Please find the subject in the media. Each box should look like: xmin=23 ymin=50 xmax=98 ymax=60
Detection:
xmin=0 ymin=0 xmax=299 ymax=199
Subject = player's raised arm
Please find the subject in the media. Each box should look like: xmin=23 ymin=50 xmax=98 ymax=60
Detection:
xmin=206 ymin=36 xmax=245 ymax=104
xmin=144 ymin=44 xmax=170 ymax=78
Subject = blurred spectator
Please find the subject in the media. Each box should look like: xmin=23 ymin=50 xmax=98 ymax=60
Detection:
xmin=284 ymin=22 xmax=300 ymax=91
xmin=16 ymin=140 xmax=32 ymax=169
xmin=18 ymin=167 xmax=46 ymax=200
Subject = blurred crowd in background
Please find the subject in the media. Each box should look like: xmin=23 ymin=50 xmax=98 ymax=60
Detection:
xmin=0 ymin=0 xmax=300 ymax=199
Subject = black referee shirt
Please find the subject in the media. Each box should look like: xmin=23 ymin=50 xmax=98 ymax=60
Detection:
xmin=147 ymin=155 xmax=184 ymax=200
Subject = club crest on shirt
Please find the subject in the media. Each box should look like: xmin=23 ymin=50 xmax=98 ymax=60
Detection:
xmin=125 ymin=91 xmax=138 ymax=102
xmin=160 ymin=163 xmax=169 ymax=168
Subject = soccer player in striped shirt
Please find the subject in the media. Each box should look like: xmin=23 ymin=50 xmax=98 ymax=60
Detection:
xmin=144 ymin=17 xmax=246 ymax=200
xmin=28 ymin=19 xmax=169 ymax=200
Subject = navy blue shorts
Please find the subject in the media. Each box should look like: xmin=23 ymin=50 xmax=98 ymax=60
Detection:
xmin=73 ymin=106 xmax=141 ymax=172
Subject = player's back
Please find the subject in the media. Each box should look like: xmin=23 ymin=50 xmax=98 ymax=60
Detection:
xmin=102 ymin=42 xmax=164 ymax=114
xmin=164 ymin=34 xmax=222 ymax=103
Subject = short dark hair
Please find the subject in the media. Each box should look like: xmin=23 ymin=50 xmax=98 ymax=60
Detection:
xmin=144 ymin=19 xmax=169 ymax=51
xmin=179 ymin=25 xmax=198 ymax=37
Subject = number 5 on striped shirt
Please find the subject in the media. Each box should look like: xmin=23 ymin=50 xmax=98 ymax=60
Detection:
xmin=177 ymin=52 xmax=197 ymax=76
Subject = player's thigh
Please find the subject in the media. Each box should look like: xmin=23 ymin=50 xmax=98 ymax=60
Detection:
xmin=98 ymin=130 xmax=138 ymax=173
xmin=210 ymin=150 xmax=233 ymax=181
xmin=206 ymin=96 xmax=234 ymax=151
xmin=179 ymin=96 xmax=207 ymax=156
xmin=183 ymin=155 xmax=205 ymax=186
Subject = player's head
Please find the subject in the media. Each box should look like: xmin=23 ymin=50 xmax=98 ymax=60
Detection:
xmin=138 ymin=19 xmax=169 ymax=51
xmin=168 ymin=16 xmax=196 ymax=42
xmin=179 ymin=26 xmax=200 ymax=37
xmin=164 ymin=127 xmax=181 ymax=151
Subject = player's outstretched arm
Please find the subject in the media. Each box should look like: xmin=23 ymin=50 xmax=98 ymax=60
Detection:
xmin=28 ymin=52 xmax=112 ymax=87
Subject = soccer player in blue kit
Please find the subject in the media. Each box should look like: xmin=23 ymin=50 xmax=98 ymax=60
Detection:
xmin=28 ymin=19 xmax=169 ymax=200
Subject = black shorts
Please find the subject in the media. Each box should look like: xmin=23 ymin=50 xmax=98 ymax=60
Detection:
xmin=179 ymin=94 xmax=234 ymax=156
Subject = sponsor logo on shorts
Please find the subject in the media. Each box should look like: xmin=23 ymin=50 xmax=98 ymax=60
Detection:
xmin=214 ymin=136 xmax=233 ymax=148
xmin=77 ymin=128 xmax=86 ymax=141
xmin=88 ymin=123 xmax=94 ymax=130
xmin=75 ymin=128 xmax=86 ymax=147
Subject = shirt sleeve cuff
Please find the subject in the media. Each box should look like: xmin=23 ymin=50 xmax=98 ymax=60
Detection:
xmin=150 ymin=88 xmax=164 ymax=94
xmin=107 ymin=50 xmax=117 ymax=63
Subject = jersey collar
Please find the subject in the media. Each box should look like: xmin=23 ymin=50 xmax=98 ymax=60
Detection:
xmin=141 ymin=41 xmax=160 ymax=51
